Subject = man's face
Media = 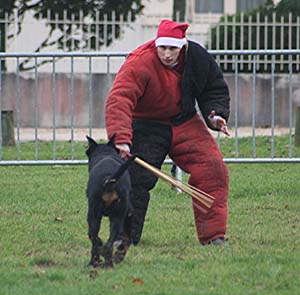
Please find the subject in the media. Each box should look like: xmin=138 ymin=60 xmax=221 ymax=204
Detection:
xmin=156 ymin=46 xmax=181 ymax=66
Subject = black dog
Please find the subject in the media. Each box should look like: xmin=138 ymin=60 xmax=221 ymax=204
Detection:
xmin=86 ymin=135 xmax=135 ymax=268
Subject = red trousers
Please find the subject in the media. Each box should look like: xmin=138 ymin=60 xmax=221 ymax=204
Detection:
xmin=169 ymin=114 xmax=229 ymax=244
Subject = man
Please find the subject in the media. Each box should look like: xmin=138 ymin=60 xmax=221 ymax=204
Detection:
xmin=105 ymin=19 xmax=230 ymax=246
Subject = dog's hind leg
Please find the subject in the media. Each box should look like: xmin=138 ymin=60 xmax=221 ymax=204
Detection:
xmin=87 ymin=204 xmax=103 ymax=267
xmin=114 ymin=214 xmax=131 ymax=264
xmin=102 ymin=216 xmax=123 ymax=268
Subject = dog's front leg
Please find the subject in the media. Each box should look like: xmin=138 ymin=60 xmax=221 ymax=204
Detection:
xmin=90 ymin=237 xmax=103 ymax=267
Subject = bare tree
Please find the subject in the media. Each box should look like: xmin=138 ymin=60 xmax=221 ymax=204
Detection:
xmin=0 ymin=0 xmax=144 ymax=70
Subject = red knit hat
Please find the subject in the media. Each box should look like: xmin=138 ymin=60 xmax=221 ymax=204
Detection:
xmin=155 ymin=19 xmax=189 ymax=48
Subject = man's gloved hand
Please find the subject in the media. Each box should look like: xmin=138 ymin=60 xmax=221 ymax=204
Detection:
xmin=115 ymin=143 xmax=131 ymax=159
xmin=208 ymin=110 xmax=230 ymax=136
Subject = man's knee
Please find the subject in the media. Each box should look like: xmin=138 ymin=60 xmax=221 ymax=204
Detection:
xmin=130 ymin=167 xmax=159 ymax=198
xmin=131 ymin=185 xmax=150 ymax=209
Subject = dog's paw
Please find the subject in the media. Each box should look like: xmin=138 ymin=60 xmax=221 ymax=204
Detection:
xmin=113 ymin=243 xmax=130 ymax=264
xmin=103 ymin=261 xmax=114 ymax=268
xmin=89 ymin=261 xmax=99 ymax=268
xmin=113 ymin=250 xmax=126 ymax=264
xmin=89 ymin=256 xmax=104 ymax=268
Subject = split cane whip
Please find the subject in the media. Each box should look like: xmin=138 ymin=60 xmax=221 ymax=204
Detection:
xmin=133 ymin=157 xmax=215 ymax=211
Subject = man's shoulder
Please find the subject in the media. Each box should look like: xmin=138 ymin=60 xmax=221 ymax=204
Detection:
xmin=118 ymin=40 xmax=157 ymax=76
xmin=187 ymin=40 xmax=210 ymax=58
xmin=128 ymin=40 xmax=157 ymax=61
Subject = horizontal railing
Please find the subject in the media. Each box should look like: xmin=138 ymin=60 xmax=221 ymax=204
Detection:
xmin=0 ymin=50 xmax=300 ymax=166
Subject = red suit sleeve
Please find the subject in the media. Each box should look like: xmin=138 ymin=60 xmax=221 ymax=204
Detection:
xmin=105 ymin=55 xmax=147 ymax=146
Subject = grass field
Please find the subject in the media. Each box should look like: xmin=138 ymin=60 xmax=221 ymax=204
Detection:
xmin=0 ymin=136 xmax=299 ymax=295
xmin=1 ymin=134 xmax=300 ymax=161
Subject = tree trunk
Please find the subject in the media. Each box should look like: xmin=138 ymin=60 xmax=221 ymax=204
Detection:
xmin=1 ymin=110 xmax=15 ymax=146
xmin=295 ymin=106 xmax=300 ymax=147
xmin=173 ymin=0 xmax=186 ymax=21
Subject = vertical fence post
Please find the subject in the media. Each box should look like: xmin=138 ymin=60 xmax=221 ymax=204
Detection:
xmin=295 ymin=106 xmax=300 ymax=147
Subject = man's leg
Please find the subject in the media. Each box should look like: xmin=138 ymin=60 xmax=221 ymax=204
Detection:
xmin=169 ymin=115 xmax=229 ymax=245
xmin=129 ymin=120 xmax=172 ymax=245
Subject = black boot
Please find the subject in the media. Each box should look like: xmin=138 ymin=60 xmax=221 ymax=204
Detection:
xmin=130 ymin=207 xmax=147 ymax=245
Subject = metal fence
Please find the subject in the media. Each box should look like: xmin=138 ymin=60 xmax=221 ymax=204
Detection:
xmin=0 ymin=50 xmax=300 ymax=166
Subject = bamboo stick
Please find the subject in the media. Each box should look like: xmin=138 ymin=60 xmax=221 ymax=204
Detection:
xmin=169 ymin=174 xmax=215 ymax=202
xmin=134 ymin=157 xmax=215 ymax=209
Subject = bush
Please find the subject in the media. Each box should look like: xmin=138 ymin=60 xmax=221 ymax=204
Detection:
xmin=209 ymin=0 xmax=300 ymax=73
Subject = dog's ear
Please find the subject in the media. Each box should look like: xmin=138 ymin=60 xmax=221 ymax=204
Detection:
xmin=107 ymin=134 xmax=116 ymax=147
xmin=86 ymin=136 xmax=98 ymax=157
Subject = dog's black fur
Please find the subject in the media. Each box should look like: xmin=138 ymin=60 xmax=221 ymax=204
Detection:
xmin=86 ymin=135 xmax=135 ymax=268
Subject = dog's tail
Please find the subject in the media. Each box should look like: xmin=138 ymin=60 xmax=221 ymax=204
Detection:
xmin=104 ymin=155 xmax=136 ymax=192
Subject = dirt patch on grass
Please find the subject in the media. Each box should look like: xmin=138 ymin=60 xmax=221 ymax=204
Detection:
xmin=34 ymin=258 xmax=57 ymax=268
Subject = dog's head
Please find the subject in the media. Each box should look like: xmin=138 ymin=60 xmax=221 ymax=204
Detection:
xmin=85 ymin=134 xmax=118 ymax=159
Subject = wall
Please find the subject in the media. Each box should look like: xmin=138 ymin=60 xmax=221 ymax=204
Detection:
xmin=1 ymin=73 xmax=299 ymax=128
xmin=226 ymin=74 xmax=300 ymax=127
xmin=1 ymin=72 xmax=114 ymax=128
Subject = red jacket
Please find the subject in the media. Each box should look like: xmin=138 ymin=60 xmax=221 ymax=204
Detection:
xmin=105 ymin=40 xmax=183 ymax=145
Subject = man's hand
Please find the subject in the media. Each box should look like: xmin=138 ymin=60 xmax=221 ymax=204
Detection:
xmin=208 ymin=110 xmax=230 ymax=136
xmin=115 ymin=143 xmax=131 ymax=159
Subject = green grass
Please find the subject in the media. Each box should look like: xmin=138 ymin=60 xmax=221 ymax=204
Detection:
xmin=0 ymin=137 xmax=300 ymax=295
xmin=1 ymin=135 xmax=300 ymax=161
xmin=218 ymin=135 xmax=300 ymax=158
